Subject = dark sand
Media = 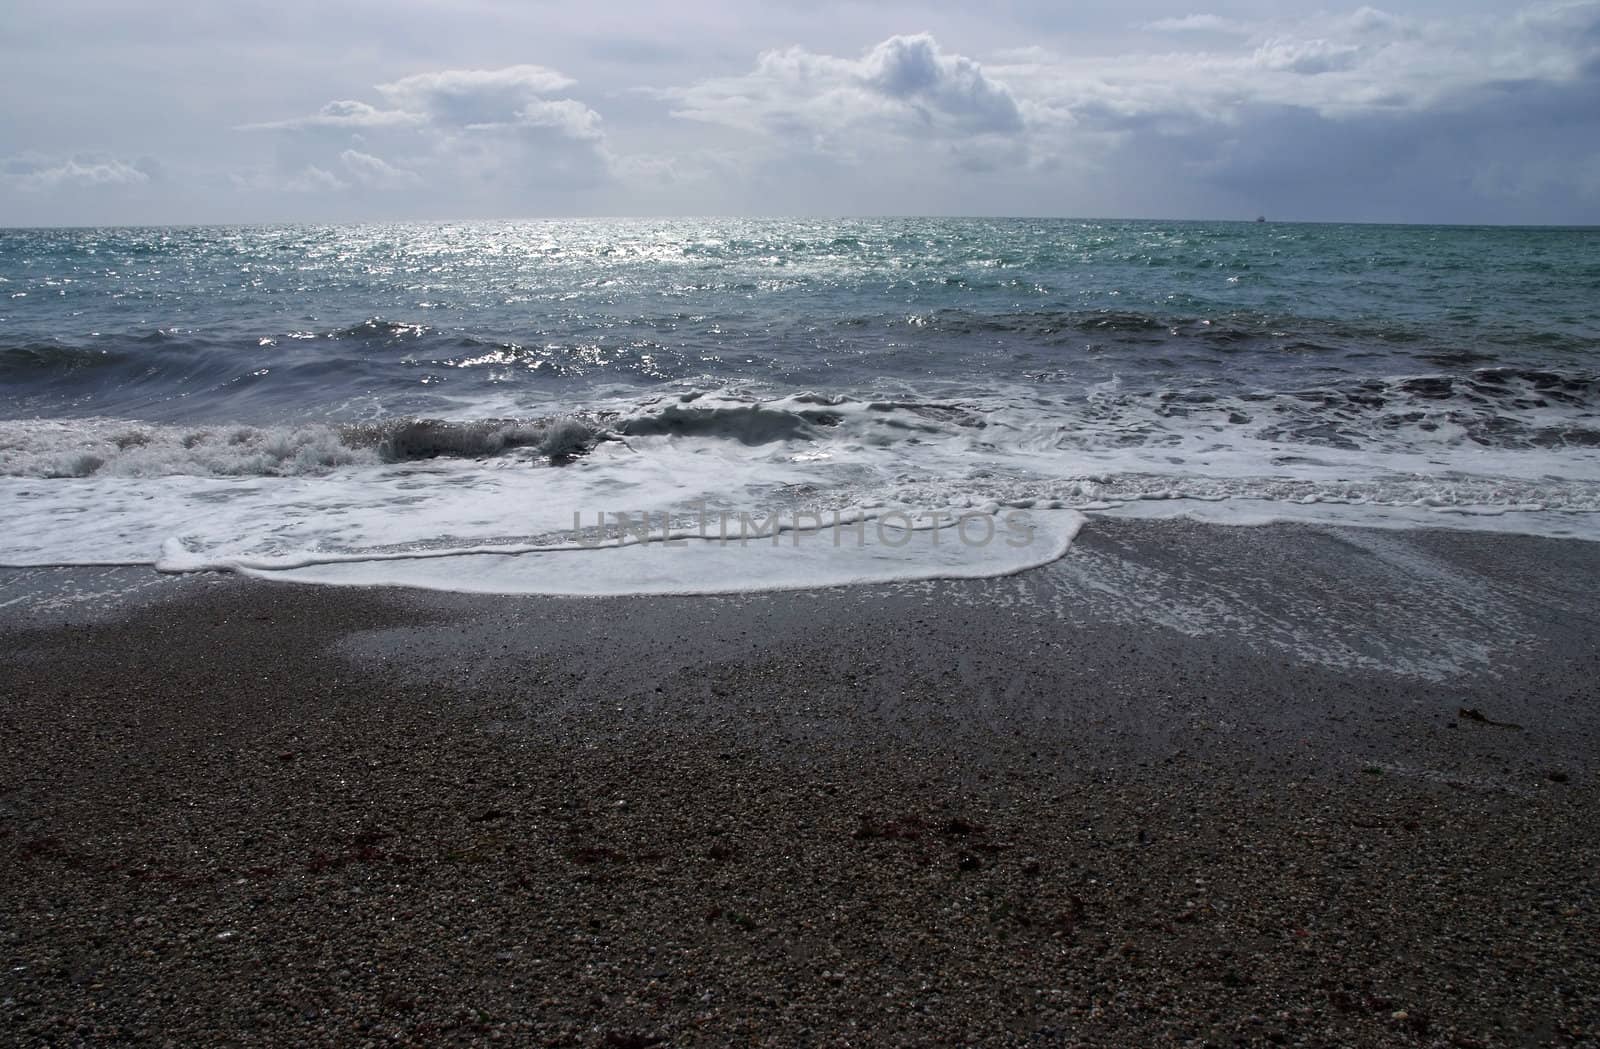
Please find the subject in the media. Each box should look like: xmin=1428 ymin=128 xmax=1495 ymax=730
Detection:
xmin=2 ymin=518 xmax=1597 ymax=1046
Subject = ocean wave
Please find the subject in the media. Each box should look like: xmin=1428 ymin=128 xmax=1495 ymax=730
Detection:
xmin=605 ymin=373 xmax=1600 ymax=464
xmin=0 ymin=345 xmax=133 ymax=375
xmin=9 ymin=358 xmax=1595 ymax=481
xmin=1063 ymin=367 xmax=1600 ymax=453
xmin=324 ymin=317 xmax=432 ymax=343
xmin=352 ymin=417 xmax=598 ymax=462
xmin=615 ymin=401 xmax=843 ymax=444
xmin=0 ymin=415 xmax=602 ymax=478
xmin=899 ymin=308 xmax=1174 ymax=339
xmin=0 ymin=420 xmax=372 ymax=478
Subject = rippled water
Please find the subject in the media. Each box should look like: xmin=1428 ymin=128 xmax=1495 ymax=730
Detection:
xmin=4 ymin=219 xmax=1596 ymax=417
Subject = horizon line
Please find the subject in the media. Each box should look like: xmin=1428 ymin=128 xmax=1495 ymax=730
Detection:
xmin=3 ymin=215 xmax=1599 ymax=232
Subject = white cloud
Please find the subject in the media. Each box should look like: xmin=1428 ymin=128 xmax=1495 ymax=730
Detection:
xmin=3 ymin=154 xmax=151 ymax=191
xmin=1519 ymin=0 xmax=1600 ymax=38
xmin=240 ymin=100 xmax=421 ymax=131
xmin=231 ymin=165 xmax=347 ymax=193
xmin=9 ymin=2 xmax=1599 ymax=223
xmin=621 ymin=9 xmax=1600 ymax=218
xmin=1346 ymin=7 xmax=1407 ymax=35
xmin=667 ymin=33 xmax=1024 ymax=151
xmin=1251 ymin=38 xmax=1362 ymax=74
xmin=376 ymin=65 xmax=578 ymax=126
xmin=993 ymin=1 xmax=1600 ymax=130
xmin=976 ymin=1 xmax=1600 ymax=219
xmin=237 ymin=64 xmax=613 ymax=203
xmin=859 ymin=35 xmax=1024 ymax=132
xmin=338 ymin=149 xmax=422 ymax=189
xmin=229 ymin=151 xmax=420 ymax=196
xmin=466 ymin=98 xmax=607 ymax=141
xmin=1145 ymin=14 xmax=1240 ymax=33
xmin=256 ymin=65 xmax=604 ymax=145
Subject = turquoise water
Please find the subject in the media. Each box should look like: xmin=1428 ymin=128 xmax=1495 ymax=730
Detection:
xmin=3 ymin=219 xmax=1596 ymax=423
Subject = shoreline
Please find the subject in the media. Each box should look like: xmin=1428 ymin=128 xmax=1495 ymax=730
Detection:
xmin=2 ymin=518 xmax=1597 ymax=1045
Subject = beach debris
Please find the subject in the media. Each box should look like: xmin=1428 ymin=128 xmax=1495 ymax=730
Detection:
xmin=603 ymin=1032 xmax=666 ymax=1049
xmin=1457 ymin=707 xmax=1522 ymax=730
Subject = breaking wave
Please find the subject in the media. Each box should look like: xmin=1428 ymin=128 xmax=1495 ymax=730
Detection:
xmin=0 ymin=416 xmax=603 ymax=478
xmin=4 ymin=362 xmax=1598 ymax=480
xmin=616 ymin=401 xmax=843 ymax=444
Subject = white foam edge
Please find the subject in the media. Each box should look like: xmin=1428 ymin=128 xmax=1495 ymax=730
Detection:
xmin=0 ymin=556 xmax=155 ymax=569
xmin=232 ymin=509 xmax=1086 ymax=597
xmin=1098 ymin=496 xmax=1600 ymax=540
xmin=148 ymin=504 xmax=997 ymax=574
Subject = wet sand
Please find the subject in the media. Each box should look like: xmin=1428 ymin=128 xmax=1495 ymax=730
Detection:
xmin=2 ymin=518 xmax=1597 ymax=1046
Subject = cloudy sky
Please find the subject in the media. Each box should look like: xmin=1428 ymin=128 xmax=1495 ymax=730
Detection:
xmin=4 ymin=0 xmax=1598 ymax=225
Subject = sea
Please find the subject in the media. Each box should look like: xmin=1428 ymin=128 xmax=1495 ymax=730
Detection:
xmin=2 ymin=219 xmax=1597 ymax=595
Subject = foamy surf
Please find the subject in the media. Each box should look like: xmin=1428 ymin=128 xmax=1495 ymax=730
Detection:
xmin=224 ymin=510 xmax=1086 ymax=596
xmin=3 ymin=377 xmax=1600 ymax=598
xmin=0 ymin=416 xmax=600 ymax=478
xmin=5 ymin=220 xmax=1599 ymax=593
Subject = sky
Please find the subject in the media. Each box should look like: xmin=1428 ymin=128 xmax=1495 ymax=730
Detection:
xmin=3 ymin=0 xmax=1598 ymax=225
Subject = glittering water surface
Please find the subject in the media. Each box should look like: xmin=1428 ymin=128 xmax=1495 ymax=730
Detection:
xmin=4 ymin=219 xmax=1596 ymax=421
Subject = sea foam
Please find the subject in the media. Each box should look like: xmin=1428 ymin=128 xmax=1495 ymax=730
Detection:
xmin=3 ymin=381 xmax=1600 ymax=597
